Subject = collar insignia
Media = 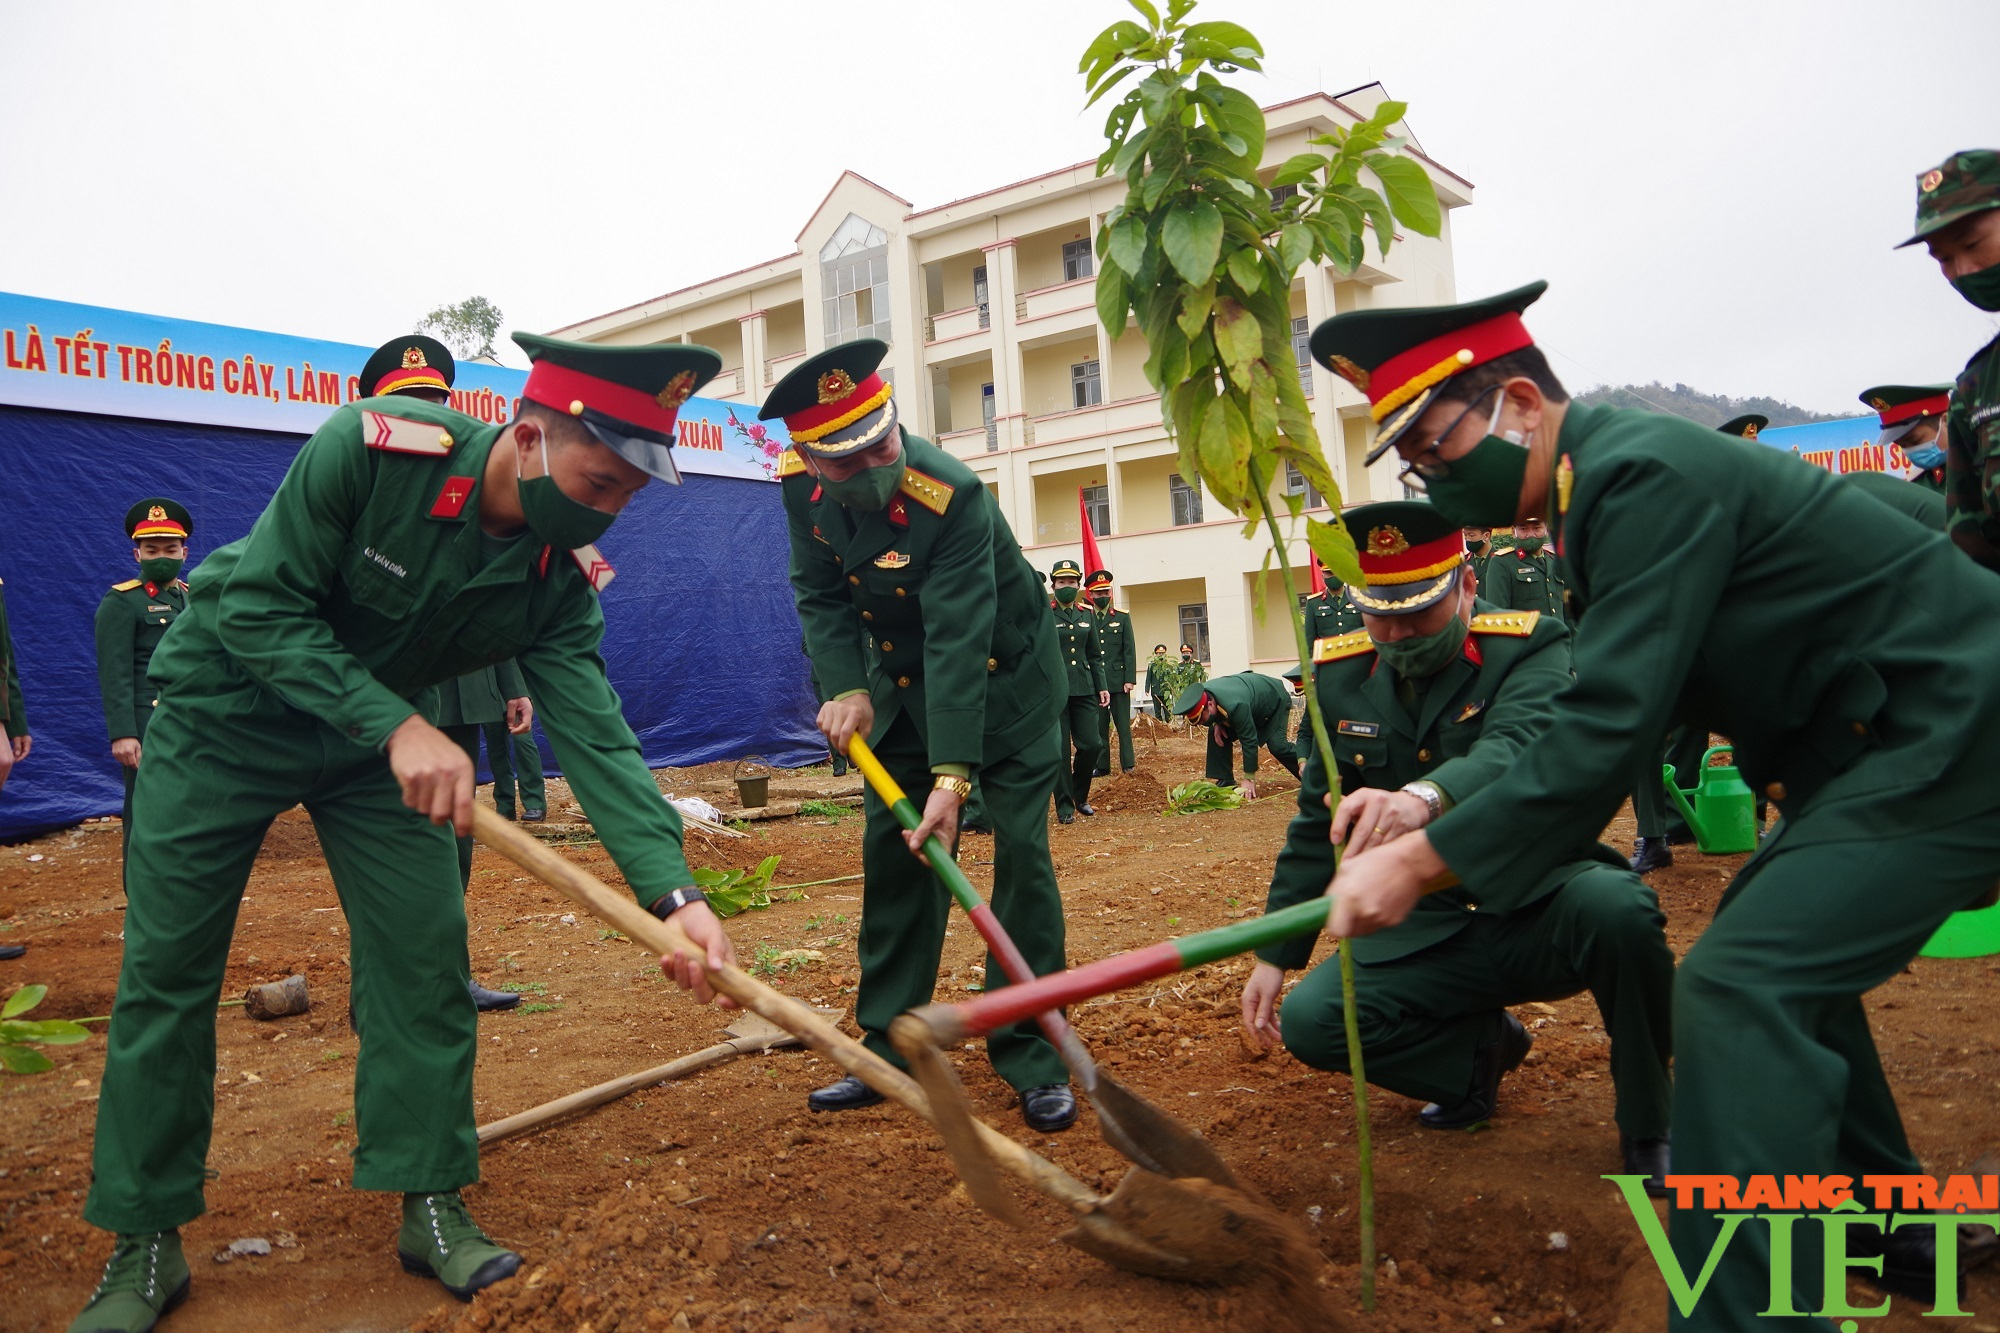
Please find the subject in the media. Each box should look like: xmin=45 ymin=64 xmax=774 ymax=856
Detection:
xmin=656 ymin=370 xmax=697 ymax=410
xmin=1366 ymin=525 xmax=1410 ymax=557
xmin=817 ymin=368 xmax=857 ymax=405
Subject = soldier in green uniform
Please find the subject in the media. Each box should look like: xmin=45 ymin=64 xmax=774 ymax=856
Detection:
xmin=1240 ymin=502 xmax=1671 ymax=1186
xmin=1480 ymin=516 xmax=1566 ymax=623
xmin=1144 ymin=642 xmax=1175 ymax=720
xmin=1462 ymin=527 xmax=1494 ymax=589
xmin=1901 ymin=151 xmax=2000 ymax=568
xmin=0 ymin=570 xmax=24 ymax=960
xmin=1173 ymin=670 xmax=1300 ymax=800
xmin=1310 ymin=280 xmax=2000 ymax=1323
xmin=1176 ymin=643 xmax=1206 ymax=691
xmin=1862 ymin=385 xmax=1951 ymax=493
xmin=1048 ymin=558 xmax=1108 ymax=821
xmin=94 ymin=499 xmax=191 ymax=890
xmin=765 ymin=339 xmax=1075 ymax=1133
xmin=1087 ymin=569 xmax=1137 ymax=775
xmin=66 ymin=335 xmax=741 ymax=1333
xmin=483 ymin=702 xmax=546 ymax=821
xmin=1301 ymin=580 xmax=1362 ymax=641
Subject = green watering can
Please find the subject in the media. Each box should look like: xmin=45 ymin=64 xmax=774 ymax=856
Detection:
xmin=1663 ymin=745 xmax=1759 ymax=855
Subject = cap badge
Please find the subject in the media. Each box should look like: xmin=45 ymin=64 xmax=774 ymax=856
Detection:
xmin=147 ymin=504 xmax=167 ymax=522
xmin=1366 ymin=525 xmax=1409 ymax=557
xmin=817 ymin=368 xmax=858 ymax=405
xmin=1742 ymin=423 xmax=1758 ymax=439
xmin=656 ymin=370 xmax=697 ymax=410
xmin=401 ymin=346 xmax=428 ymax=369
xmin=1327 ymin=355 xmax=1370 ymax=392
xmin=1870 ymin=396 xmax=1890 ymax=411
xmin=1921 ymin=169 xmax=1945 ymax=193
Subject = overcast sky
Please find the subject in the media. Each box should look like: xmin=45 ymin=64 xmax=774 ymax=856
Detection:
xmin=3 ymin=0 xmax=1994 ymax=414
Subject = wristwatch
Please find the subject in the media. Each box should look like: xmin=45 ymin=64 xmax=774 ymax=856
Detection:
xmin=932 ymin=775 xmax=973 ymax=800
xmin=650 ymin=886 xmax=710 ymax=920
xmin=1399 ymin=780 xmax=1444 ymax=824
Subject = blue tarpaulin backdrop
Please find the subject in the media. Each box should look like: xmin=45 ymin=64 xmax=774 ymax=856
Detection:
xmin=0 ymin=402 xmax=822 ymax=840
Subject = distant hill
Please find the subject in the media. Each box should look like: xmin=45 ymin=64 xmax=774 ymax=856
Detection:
xmin=1571 ymin=382 xmax=1852 ymax=429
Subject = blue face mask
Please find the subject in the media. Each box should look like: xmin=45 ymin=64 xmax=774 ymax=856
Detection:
xmin=1907 ymin=442 xmax=1946 ymax=471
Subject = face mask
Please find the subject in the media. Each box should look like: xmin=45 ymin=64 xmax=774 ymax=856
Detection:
xmin=519 ymin=432 xmax=617 ymax=550
xmin=1375 ymin=613 xmax=1469 ymax=680
xmin=816 ymin=458 xmax=905 ymax=513
xmin=1090 ymin=591 xmax=1111 ymax=607
xmin=1951 ymin=263 xmax=2000 ymax=312
xmin=1054 ymin=585 xmax=1080 ymax=605
xmin=1907 ymin=442 xmax=1946 ymax=471
xmin=1468 ymin=539 xmax=1489 ymax=555
xmin=140 ymin=556 xmax=184 ymax=584
xmin=1420 ymin=394 xmax=1531 ymax=528
xmin=1516 ymin=537 xmax=1546 ymax=554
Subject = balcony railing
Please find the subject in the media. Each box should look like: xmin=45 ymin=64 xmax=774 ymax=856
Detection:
xmin=1017 ymin=275 xmax=1097 ymax=326
xmin=763 ymin=350 xmax=805 ymax=387
xmin=1026 ymin=392 xmax=1163 ymax=448
xmin=928 ymin=305 xmax=985 ymax=344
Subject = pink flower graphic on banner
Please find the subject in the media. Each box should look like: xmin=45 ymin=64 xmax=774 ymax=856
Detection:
xmin=728 ymin=408 xmax=784 ymax=478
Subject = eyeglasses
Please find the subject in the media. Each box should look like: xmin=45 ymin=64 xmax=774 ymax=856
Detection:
xmin=1395 ymin=384 xmax=1503 ymax=492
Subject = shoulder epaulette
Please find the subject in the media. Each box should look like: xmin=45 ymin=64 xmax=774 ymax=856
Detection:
xmin=571 ymin=543 xmax=615 ymax=593
xmin=898 ymin=467 xmax=954 ymax=515
xmin=1312 ymin=629 xmax=1375 ymax=663
xmin=776 ymin=449 xmax=807 ymax=479
xmin=360 ymin=409 xmax=455 ymax=457
xmin=1469 ymin=610 xmax=1540 ymax=636
xmin=111 ymin=579 xmax=142 ymax=592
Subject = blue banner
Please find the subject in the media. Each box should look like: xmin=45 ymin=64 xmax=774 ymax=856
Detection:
xmin=1759 ymin=415 xmax=1916 ymax=478
xmin=0 ymin=291 xmax=789 ymax=481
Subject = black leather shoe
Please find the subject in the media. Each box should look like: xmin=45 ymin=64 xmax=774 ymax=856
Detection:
xmin=1078 ymin=804 xmax=1097 ymax=817
xmin=1629 ymin=837 xmax=1674 ymax=874
xmin=1021 ymin=1084 xmax=1078 ymax=1133
xmin=468 ymin=980 xmax=521 ymax=1012
xmin=1092 ymin=767 xmax=1110 ymax=778
xmin=831 ymin=757 xmax=850 ymax=777
xmin=807 ymin=1075 xmax=885 ymax=1113
xmin=1620 ymin=1133 xmax=1671 ymax=1198
xmin=1057 ymin=811 xmax=1075 ymax=824
xmin=519 ymin=806 xmax=545 ymax=823
xmin=959 ymin=818 xmax=994 ymax=836
xmin=0 ymin=944 xmax=25 ymax=961
xmin=1420 ymin=1011 xmax=1531 ymax=1130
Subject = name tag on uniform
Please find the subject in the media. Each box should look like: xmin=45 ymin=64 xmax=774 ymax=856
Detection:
xmin=1336 ymin=720 xmax=1381 ymax=738
xmin=147 ymin=604 xmax=171 ymax=613
xmin=1452 ymin=700 xmax=1488 ymax=724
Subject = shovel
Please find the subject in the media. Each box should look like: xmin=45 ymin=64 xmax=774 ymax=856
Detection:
xmin=476 ymin=1011 xmax=799 ymax=1148
xmin=469 ymin=806 xmax=1314 ymax=1286
xmin=846 ymin=735 xmax=1240 ymax=1187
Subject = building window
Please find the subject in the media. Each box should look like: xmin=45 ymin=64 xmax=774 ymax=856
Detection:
xmin=1071 ymin=359 xmax=1103 ymax=410
xmin=1269 ymin=182 xmax=1299 ymax=206
xmin=1081 ymin=484 xmax=1109 ymax=537
xmin=982 ymin=382 xmax=997 ymax=451
xmin=1285 ymin=461 xmax=1325 ymax=509
xmin=1170 ymin=472 xmax=1204 ymax=526
xmin=973 ymin=265 xmax=990 ymax=329
xmin=821 ymin=214 xmax=892 ymax=345
xmin=1062 ymin=239 xmax=1094 ymax=283
xmin=1292 ymin=315 xmax=1312 ymax=394
xmin=1178 ymin=604 xmax=1211 ymax=663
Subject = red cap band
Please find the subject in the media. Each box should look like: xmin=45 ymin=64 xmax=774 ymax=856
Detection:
xmin=523 ymin=361 xmax=685 ymax=440
xmin=1368 ymin=313 xmax=1535 ymax=410
xmin=1358 ymin=530 xmax=1466 ymax=584
xmin=374 ymin=367 xmax=450 ymax=397
xmin=1879 ymin=392 xmax=1951 ymax=427
xmin=783 ymin=373 xmax=886 ymax=435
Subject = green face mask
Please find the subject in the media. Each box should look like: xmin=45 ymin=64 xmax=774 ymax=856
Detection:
xmin=1516 ymin=537 xmax=1546 ymax=554
xmin=1375 ymin=614 xmax=1468 ymax=680
xmin=1951 ymin=263 xmax=2000 ymax=312
xmin=519 ymin=435 xmax=617 ymax=550
xmin=1054 ymin=585 xmax=1080 ymax=605
xmin=817 ymin=459 xmax=905 ymax=513
xmin=1419 ymin=393 xmax=1530 ymax=528
xmin=139 ymin=556 xmax=184 ymax=585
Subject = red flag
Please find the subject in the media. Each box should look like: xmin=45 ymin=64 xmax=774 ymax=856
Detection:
xmin=1308 ymin=552 xmax=1327 ymax=595
xmin=1078 ymin=487 xmax=1107 ymax=579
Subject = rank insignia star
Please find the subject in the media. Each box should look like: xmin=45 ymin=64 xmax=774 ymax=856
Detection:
xmin=429 ymin=477 xmax=474 ymax=519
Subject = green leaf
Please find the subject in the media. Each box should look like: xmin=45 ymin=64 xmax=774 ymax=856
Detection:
xmin=1164 ymin=780 xmax=1243 ymax=816
xmin=1248 ymin=363 xmax=1282 ymax=455
xmin=1204 ymin=84 xmax=1267 ymax=167
xmin=1182 ymin=20 xmax=1265 ymax=60
xmin=1079 ymin=20 xmax=1150 ymax=77
xmin=1107 ymin=215 xmax=1148 ymax=277
xmin=1084 ymin=63 xmax=1141 ymax=109
xmin=1366 ymin=153 xmax=1443 ymax=237
xmin=1138 ymin=70 xmax=1181 ymax=124
xmin=1175 ymin=281 xmax=1216 ymax=341
xmin=16 ymin=1019 xmax=88 ymax=1045
xmin=2 ymin=984 xmax=45 ymax=1019
xmin=0 ymin=1044 xmax=53 ymax=1075
xmin=1269 ymin=153 xmax=1326 ymax=189
xmin=1125 ymin=0 xmax=1161 ymax=25
xmin=1196 ymin=397 xmax=1240 ymax=510
xmin=1110 ymin=127 xmax=1154 ymax=180
xmin=1163 ymin=200 xmax=1224 ymax=285
xmin=1224 ymin=246 xmax=1264 ymax=294
xmin=1307 ymin=517 xmax=1366 ymax=589
xmin=1144 ymin=318 xmax=1190 ymax=392
xmin=1213 ymin=297 xmax=1261 ymax=388
xmin=1096 ymin=266 xmax=1132 ymax=336
xmin=1277 ymin=222 xmax=1313 ymax=273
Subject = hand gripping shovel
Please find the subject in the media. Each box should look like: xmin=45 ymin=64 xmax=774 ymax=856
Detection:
xmin=846 ymin=736 xmax=1241 ymax=1188
xmin=468 ymin=806 xmax=1304 ymax=1285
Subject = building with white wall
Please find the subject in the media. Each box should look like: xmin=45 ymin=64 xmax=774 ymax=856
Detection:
xmin=551 ymin=86 xmax=1472 ymax=677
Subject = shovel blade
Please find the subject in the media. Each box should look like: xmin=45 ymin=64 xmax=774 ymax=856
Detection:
xmin=1085 ymin=1071 xmax=1245 ymax=1192
xmin=889 ymin=1015 xmax=1032 ymax=1231
xmin=720 ymin=1011 xmax=798 ymax=1051
xmin=1062 ymin=1168 xmax=1323 ymax=1287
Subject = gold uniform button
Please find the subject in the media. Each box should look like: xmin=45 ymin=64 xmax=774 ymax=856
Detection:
xmin=1417 ymin=748 xmax=1431 ymax=762
xmin=848 ymin=575 xmax=860 ymax=585
xmin=1851 ymin=721 xmax=1868 ymax=735
xmin=895 ymin=587 xmax=906 ymax=597
xmin=987 ymin=657 xmax=998 ymax=671
xmin=879 ymin=641 xmax=894 ymax=652
xmin=1352 ymin=753 xmax=1365 ymax=765
xmin=439 ymin=431 xmax=454 ymax=449
xmin=1766 ymin=782 xmax=1787 ymax=801
xmin=1466 ymin=902 xmax=1478 ymax=912
xmin=897 ymin=675 xmax=912 ymax=688
xmin=861 ymin=611 xmax=874 ymax=622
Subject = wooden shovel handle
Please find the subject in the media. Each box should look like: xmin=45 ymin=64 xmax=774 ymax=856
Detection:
xmin=469 ymin=807 xmax=1098 ymax=1211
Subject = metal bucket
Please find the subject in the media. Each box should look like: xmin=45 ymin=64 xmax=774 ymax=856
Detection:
xmin=734 ymin=775 xmax=770 ymax=808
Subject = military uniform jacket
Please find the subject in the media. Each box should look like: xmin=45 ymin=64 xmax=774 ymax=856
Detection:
xmin=1429 ymin=403 xmax=2000 ymax=906
xmin=435 ymin=660 xmax=528 ymax=728
xmin=1945 ymin=331 xmax=2000 ymax=567
xmin=1303 ymin=590 xmax=1361 ymax=640
xmin=1052 ymin=603 xmax=1107 ymax=699
xmin=1093 ymin=606 xmax=1137 ymax=688
xmin=1144 ymin=652 xmax=1176 ymax=702
xmin=1201 ymin=671 xmax=1292 ymax=773
xmin=0 ymin=577 xmax=23 ymax=738
xmin=1258 ymin=605 xmax=1620 ymax=969
xmin=147 ymin=398 xmax=695 ymax=908
xmin=1483 ymin=548 xmax=1567 ymax=623
xmin=784 ymin=433 xmax=1063 ymax=769
xmin=95 ymin=575 xmax=187 ymax=742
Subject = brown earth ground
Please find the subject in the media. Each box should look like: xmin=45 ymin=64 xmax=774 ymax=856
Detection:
xmin=4 ymin=718 xmax=2000 ymax=1331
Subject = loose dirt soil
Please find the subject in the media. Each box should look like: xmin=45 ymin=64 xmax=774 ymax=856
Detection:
xmin=5 ymin=724 xmax=2000 ymax=1331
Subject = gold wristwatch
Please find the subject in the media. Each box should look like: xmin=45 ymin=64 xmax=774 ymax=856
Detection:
xmin=932 ymin=775 xmax=973 ymax=799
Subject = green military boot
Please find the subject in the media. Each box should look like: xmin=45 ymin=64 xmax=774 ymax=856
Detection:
xmin=67 ymin=1230 xmax=190 ymax=1333
xmin=396 ymin=1191 xmax=521 ymax=1301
